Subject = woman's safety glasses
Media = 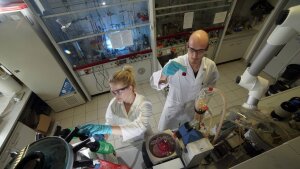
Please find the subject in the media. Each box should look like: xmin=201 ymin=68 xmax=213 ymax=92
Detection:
xmin=111 ymin=86 xmax=129 ymax=95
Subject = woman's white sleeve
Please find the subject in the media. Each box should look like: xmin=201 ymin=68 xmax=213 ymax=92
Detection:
xmin=105 ymin=99 xmax=114 ymax=125
xmin=120 ymin=101 xmax=152 ymax=141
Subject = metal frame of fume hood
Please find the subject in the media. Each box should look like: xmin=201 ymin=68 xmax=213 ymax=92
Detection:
xmin=23 ymin=0 xmax=92 ymax=101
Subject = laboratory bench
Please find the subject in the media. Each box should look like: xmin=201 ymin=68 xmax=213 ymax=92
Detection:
xmin=1 ymin=86 xmax=299 ymax=169
xmin=102 ymin=86 xmax=300 ymax=169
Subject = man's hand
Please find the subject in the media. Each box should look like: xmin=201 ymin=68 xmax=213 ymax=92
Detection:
xmin=162 ymin=61 xmax=187 ymax=76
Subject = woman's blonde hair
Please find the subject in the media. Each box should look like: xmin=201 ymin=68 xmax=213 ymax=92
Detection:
xmin=109 ymin=65 xmax=136 ymax=88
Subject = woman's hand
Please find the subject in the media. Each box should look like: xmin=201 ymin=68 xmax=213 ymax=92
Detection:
xmin=78 ymin=124 xmax=112 ymax=138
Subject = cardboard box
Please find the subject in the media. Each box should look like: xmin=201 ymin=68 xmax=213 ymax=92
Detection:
xmin=36 ymin=114 xmax=52 ymax=134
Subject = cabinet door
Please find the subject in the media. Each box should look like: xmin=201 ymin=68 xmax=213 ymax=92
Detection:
xmin=206 ymin=38 xmax=218 ymax=60
xmin=80 ymin=71 xmax=110 ymax=95
xmin=0 ymin=122 xmax=36 ymax=167
xmin=216 ymin=37 xmax=252 ymax=64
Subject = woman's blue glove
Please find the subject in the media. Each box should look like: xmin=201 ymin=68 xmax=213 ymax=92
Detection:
xmin=162 ymin=61 xmax=187 ymax=76
xmin=78 ymin=124 xmax=112 ymax=138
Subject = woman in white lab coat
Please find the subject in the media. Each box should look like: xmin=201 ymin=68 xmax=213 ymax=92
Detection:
xmin=150 ymin=30 xmax=219 ymax=131
xmin=79 ymin=65 xmax=153 ymax=142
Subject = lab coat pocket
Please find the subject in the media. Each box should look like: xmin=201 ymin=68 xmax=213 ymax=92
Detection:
xmin=164 ymin=99 xmax=182 ymax=120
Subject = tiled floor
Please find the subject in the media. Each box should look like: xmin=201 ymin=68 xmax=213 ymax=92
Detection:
xmin=52 ymin=60 xmax=274 ymax=148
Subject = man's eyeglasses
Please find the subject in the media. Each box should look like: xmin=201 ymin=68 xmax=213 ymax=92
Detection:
xmin=111 ymin=86 xmax=129 ymax=95
xmin=187 ymin=45 xmax=208 ymax=54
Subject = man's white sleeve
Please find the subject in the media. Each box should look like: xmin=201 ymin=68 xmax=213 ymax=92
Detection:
xmin=150 ymin=70 xmax=169 ymax=90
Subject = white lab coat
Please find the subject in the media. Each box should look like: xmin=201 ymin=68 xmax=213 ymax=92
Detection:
xmin=105 ymin=93 xmax=153 ymax=141
xmin=150 ymin=54 xmax=219 ymax=131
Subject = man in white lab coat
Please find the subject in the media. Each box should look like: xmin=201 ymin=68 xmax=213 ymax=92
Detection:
xmin=150 ymin=30 xmax=219 ymax=131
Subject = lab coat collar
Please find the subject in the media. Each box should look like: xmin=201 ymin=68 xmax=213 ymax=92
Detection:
xmin=184 ymin=55 xmax=207 ymax=79
xmin=121 ymin=93 xmax=141 ymax=117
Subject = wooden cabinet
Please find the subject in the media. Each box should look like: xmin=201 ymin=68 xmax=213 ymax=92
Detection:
xmin=215 ymin=30 xmax=257 ymax=64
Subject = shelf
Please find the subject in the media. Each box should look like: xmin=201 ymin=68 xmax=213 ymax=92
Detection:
xmin=42 ymin=0 xmax=148 ymax=18
xmin=57 ymin=23 xmax=150 ymax=44
xmin=154 ymin=0 xmax=231 ymax=38
xmin=155 ymin=0 xmax=230 ymax=8
xmin=223 ymin=29 xmax=258 ymax=40
xmin=31 ymin=0 xmax=150 ymax=43
xmin=156 ymin=4 xmax=231 ymax=17
xmin=153 ymin=0 xmax=234 ymax=66
xmin=73 ymin=49 xmax=152 ymax=71
xmin=156 ymin=26 xmax=224 ymax=40
xmin=26 ymin=0 xmax=152 ymax=69
xmin=155 ymin=0 xmax=224 ymax=10
xmin=157 ymin=43 xmax=186 ymax=51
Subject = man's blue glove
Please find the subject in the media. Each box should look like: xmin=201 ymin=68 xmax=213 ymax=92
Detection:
xmin=162 ymin=61 xmax=187 ymax=76
xmin=78 ymin=124 xmax=112 ymax=138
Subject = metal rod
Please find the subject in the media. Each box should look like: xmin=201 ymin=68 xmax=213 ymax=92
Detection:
xmin=57 ymin=23 xmax=150 ymax=44
xmin=155 ymin=0 xmax=223 ymax=10
xmin=156 ymin=5 xmax=230 ymax=17
xmin=43 ymin=0 xmax=148 ymax=19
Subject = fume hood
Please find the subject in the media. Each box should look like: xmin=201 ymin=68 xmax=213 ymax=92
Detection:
xmin=0 ymin=8 xmax=86 ymax=112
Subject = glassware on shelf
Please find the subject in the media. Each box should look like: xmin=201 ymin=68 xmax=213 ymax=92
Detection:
xmin=155 ymin=0 xmax=232 ymax=38
xmin=39 ymin=0 xmax=149 ymax=42
xmin=27 ymin=0 xmax=151 ymax=68
xmin=154 ymin=0 xmax=233 ymax=62
xmin=60 ymin=25 xmax=151 ymax=68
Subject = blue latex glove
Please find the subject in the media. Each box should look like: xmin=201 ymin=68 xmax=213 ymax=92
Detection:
xmin=78 ymin=124 xmax=112 ymax=138
xmin=93 ymin=134 xmax=105 ymax=141
xmin=162 ymin=61 xmax=187 ymax=76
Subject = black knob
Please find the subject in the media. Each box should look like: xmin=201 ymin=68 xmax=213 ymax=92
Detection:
xmin=236 ymin=76 xmax=241 ymax=84
xmin=86 ymin=141 xmax=100 ymax=152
